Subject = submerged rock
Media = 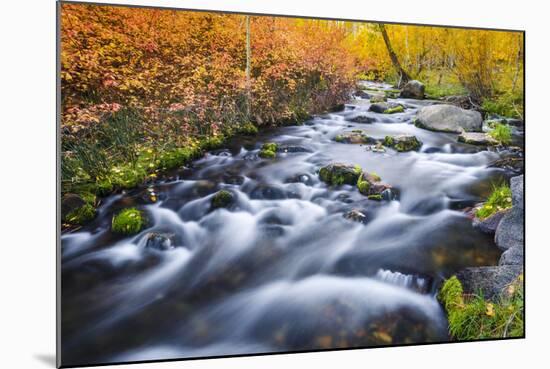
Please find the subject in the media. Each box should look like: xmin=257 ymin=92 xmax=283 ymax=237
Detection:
xmin=383 ymin=135 xmax=422 ymax=152
xmin=144 ymin=232 xmax=175 ymax=251
xmin=334 ymin=131 xmax=377 ymax=144
xmin=319 ymin=163 xmax=362 ymax=186
xmin=276 ymin=145 xmax=313 ymax=153
xmin=343 ymin=209 xmax=368 ymax=224
xmin=458 ymin=132 xmax=497 ymax=146
xmin=399 ymin=80 xmax=425 ymax=99
xmin=456 ymin=266 xmax=522 ymax=301
xmin=350 ymin=115 xmax=376 ymax=124
xmin=415 ymin=104 xmax=482 ymax=133
xmin=355 ymin=90 xmax=371 ymax=99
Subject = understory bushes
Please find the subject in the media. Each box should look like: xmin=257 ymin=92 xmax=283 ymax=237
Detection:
xmin=60 ymin=4 xmax=358 ymax=201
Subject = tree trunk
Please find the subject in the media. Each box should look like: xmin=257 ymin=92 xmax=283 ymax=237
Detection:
xmin=245 ymin=15 xmax=252 ymax=119
xmin=378 ymin=24 xmax=411 ymax=87
xmin=511 ymin=33 xmax=522 ymax=93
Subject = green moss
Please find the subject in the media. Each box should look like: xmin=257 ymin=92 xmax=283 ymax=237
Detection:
xmin=334 ymin=135 xmax=344 ymax=143
xmin=319 ymin=164 xmax=361 ymax=186
xmin=383 ymin=105 xmax=404 ymax=114
xmin=211 ymin=190 xmax=234 ymax=209
xmin=488 ymin=123 xmax=512 ymax=145
xmin=259 ymin=142 xmax=278 ymax=159
xmin=356 ymin=173 xmax=370 ymax=195
xmin=438 ymin=275 xmax=524 ymax=340
xmin=367 ymin=194 xmax=383 ymax=201
xmin=476 ymin=184 xmax=512 ymax=220
xmin=65 ymin=203 xmax=96 ymax=225
xmin=383 ymin=136 xmax=394 ymax=146
xmin=370 ymin=172 xmax=381 ymax=182
xmin=112 ymin=208 xmax=144 ymax=235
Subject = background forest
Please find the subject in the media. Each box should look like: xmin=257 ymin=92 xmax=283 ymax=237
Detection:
xmin=60 ymin=3 xmax=524 ymax=212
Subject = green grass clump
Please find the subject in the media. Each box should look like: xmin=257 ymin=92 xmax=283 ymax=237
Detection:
xmin=482 ymin=92 xmax=523 ymax=119
xmin=259 ymin=142 xmax=278 ymax=158
xmin=112 ymin=208 xmax=144 ymax=235
xmin=476 ymin=184 xmax=512 ymax=220
xmin=211 ymin=190 xmax=234 ymax=209
xmin=367 ymin=194 xmax=383 ymax=201
xmin=438 ymin=275 xmax=524 ymax=340
xmin=424 ymin=83 xmax=467 ymax=99
xmin=488 ymin=123 xmax=512 ymax=145
xmin=65 ymin=203 xmax=96 ymax=225
xmin=237 ymin=122 xmax=259 ymax=135
xmin=383 ymin=105 xmax=404 ymax=114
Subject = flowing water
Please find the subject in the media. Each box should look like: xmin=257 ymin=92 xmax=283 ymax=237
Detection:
xmin=61 ymin=82 xmax=516 ymax=365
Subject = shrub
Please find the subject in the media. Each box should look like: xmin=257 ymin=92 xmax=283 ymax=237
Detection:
xmin=65 ymin=203 xmax=96 ymax=225
xmin=112 ymin=208 xmax=144 ymax=235
xmin=476 ymin=184 xmax=512 ymax=220
xmin=488 ymin=123 xmax=512 ymax=145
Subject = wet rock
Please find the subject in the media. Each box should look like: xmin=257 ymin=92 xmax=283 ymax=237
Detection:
xmin=366 ymin=143 xmax=387 ymax=153
xmin=383 ymin=135 xmax=422 ymax=152
xmin=61 ymin=193 xmax=87 ymax=219
xmin=369 ymin=102 xmax=402 ymax=114
xmin=343 ymin=209 xmax=368 ymax=224
xmin=415 ymin=104 xmax=482 ymax=133
xmin=250 ymin=184 xmax=299 ymax=200
xmin=473 ymin=209 xmax=509 ymax=235
xmin=144 ymin=232 xmax=175 ymax=251
xmin=211 ymin=149 xmax=232 ymax=157
xmin=369 ymin=94 xmax=387 ymax=103
xmin=276 ymin=145 xmax=313 ymax=153
xmin=380 ymin=188 xmax=396 ymax=201
xmin=499 ymin=246 xmax=524 ymax=266
xmin=285 ymin=173 xmax=314 ymax=186
xmin=330 ymin=103 xmax=346 ymax=112
xmin=334 ymin=131 xmax=377 ymax=144
xmin=133 ymin=186 xmax=160 ymax=204
xmin=357 ymin=172 xmax=392 ymax=197
xmin=194 ymin=180 xmax=217 ymax=197
xmin=223 ymin=174 xmax=245 ymax=185
xmin=355 ymin=89 xmax=371 ymax=99
xmin=319 ymin=163 xmax=362 ymax=186
xmin=495 ymin=175 xmax=524 ymax=251
xmin=399 ymin=80 xmax=425 ymax=99
xmin=211 ymin=190 xmax=235 ymax=209
xmin=458 ymin=132 xmax=497 ymax=145
xmin=456 ymin=265 xmax=523 ymax=301
xmin=350 ymin=115 xmax=376 ymax=124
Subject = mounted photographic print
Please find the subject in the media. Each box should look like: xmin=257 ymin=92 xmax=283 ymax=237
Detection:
xmin=58 ymin=1 xmax=525 ymax=367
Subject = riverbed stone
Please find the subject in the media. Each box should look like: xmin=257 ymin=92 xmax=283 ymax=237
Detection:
xmin=399 ymin=80 xmax=425 ymax=99
xmin=144 ymin=232 xmax=175 ymax=251
xmin=61 ymin=193 xmax=87 ymax=218
xmin=473 ymin=209 xmax=509 ymax=235
xmin=355 ymin=90 xmax=371 ymax=99
xmin=511 ymin=175 xmax=524 ymax=210
xmin=458 ymin=132 xmax=498 ymax=145
xmin=343 ymin=209 xmax=368 ymax=224
xmin=334 ymin=131 xmax=377 ymax=144
xmin=456 ymin=266 xmax=523 ymax=301
xmin=415 ymin=104 xmax=483 ymax=133
xmin=488 ymin=156 xmax=524 ymax=175
xmin=369 ymin=94 xmax=387 ymax=103
xmin=495 ymin=175 xmax=524 ymax=251
xmin=350 ymin=115 xmax=376 ymax=124
xmin=383 ymin=135 xmax=422 ymax=152
xmin=357 ymin=172 xmax=392 ymax=197
xmin=319 ymin=163 xmax=362 ymax=186
xmin=369 ymin=102 xmax=402 ymax=114
xmin=499 ymin=246 xmax=524 ymax=266
xmin=211 ymin=190 xmax=235 ymax=209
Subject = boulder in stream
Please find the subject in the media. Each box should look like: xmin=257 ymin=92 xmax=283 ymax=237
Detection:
xmin=473 ymin=209 xmax=509 ymax=235
xmin=343 ymin=208 xmax=368 ymax=224
xmin=455 ymin=265 xmax=523 ymax=301
xmin=458 ymin=132 xmax=497 ymax=146
xmin=211 ymin=190 xmax=235 ymax=209
xmin=369 ymin=102 xmax=403 ymax=114
xmin=144 ymin=232 xmax=175 ymax=251
xmin=399 ymin=80 xmax=425 ymax=99
xmin=319 ymin=163 xmax=362 ymax=186
xmin=369 ymin=94 xmax=387 ymax=103
xmin=357 ymin=172 xmax=392 ymax=198
xmin=350 ymin=115 xmax=376 ymax=124
xmin=383 ymin=135 xmax=422 ymax=152
xmin=415 ymin=104 xmax=482 ymax=133
xmin=495 ymin=175 xmax=524 ymax=251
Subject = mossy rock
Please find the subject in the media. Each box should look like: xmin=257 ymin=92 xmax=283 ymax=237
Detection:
xmin=112 ymin=208 xmax=144 ymax=235
xmin=211 ymin=190 xmax=235 ymax=209
xmin=356 ymin=172 xmax=392 ymax=197
xmin=369 ymin=95 xmax=387 ymax=103
xmin=319 ymin=163 xmax=362 ymax=186
xmin=259 ymin=142 xmax=278 ymax=158
xmin=367 ymin=194 xmax=383 ymax=201
xmin=383 ymin=135 xmax=422 ymax=152
xmin=383 ymin=105 xmax=405 ymax=114
xmin=62 ymin=193 xmax=97 ymax=225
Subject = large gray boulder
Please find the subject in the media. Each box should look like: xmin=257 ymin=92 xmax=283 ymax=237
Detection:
xmin=499 ymin=246 xmax=524 ymax=266
xmin=415 ymin=104 xmax=482 ymax=133
xmin=495 ymin=175 xmax=524 ymax=251
xmin=473 ymin=209 xmax=509 ymax=235
xmin=456 ymin=265 xmax=522 ymax=301
xmin=458 ymin=132 xmax=498 ymax=146
xmin=400 ymin=80 xmax=425 ymax=99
